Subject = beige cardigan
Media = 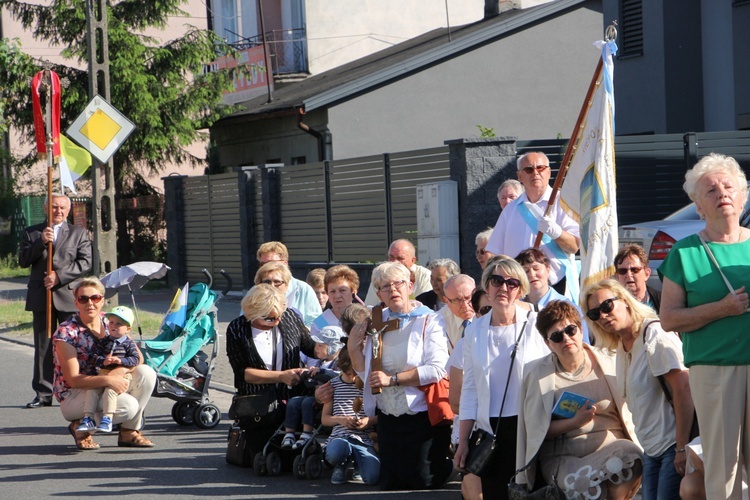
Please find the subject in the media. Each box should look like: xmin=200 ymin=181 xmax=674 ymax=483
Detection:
xmin=515 ymin=344 xmax=641 ymax=490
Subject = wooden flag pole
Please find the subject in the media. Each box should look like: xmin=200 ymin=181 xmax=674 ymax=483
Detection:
xmin=532 ymin=22 xmax=617 ymax=249
xmin=42 ymin=68 xmax=55 ymax=338
xmin=533 ymin=56 xmax=603 ymax=249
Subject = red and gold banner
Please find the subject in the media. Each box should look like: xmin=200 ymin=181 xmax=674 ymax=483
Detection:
xmin=31 ymin=70 xmax=62 ymax=160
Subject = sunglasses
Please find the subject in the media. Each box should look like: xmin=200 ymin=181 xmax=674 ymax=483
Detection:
xmin=261 ymin=279 xmax=286 ymax=287
xmin=76 ymin=294 xmax=103 ymax=304
xmin=488 ymin=275 xmax=522 ymax=290
xmin=615 ymin=266 xmax=644 ymax=275
xmin=586 ymin=297 xmax=620 ymax=321
xmin=478 ymin=305 xmax=492 ymax=316
xmin=547 ymin=324 xmax=578 ymax=343
xmin=521 ymin=165 xmax=549 ymax=174
xmin=261 ymin=315 xmax=280 ymax=323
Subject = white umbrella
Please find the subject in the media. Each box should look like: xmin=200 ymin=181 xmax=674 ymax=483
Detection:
xmin=101 ymin=262 xmax=170 ymax=338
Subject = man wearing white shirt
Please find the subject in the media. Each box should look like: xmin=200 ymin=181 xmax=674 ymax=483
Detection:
xmin=438 ymin=274 xmax=475 ymax=353
xmin=256 ymin=241 xmax=321 ymax=327
xmin=485 ymin=152 xmax=580 ymax=300
xmin=363 ymin=239 xmax=431 ymax=306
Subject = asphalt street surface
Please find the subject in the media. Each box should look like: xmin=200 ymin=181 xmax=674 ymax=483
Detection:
xmin=0 ymin=278 xmax=461 ymax=498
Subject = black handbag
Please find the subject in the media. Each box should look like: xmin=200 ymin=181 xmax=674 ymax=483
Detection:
xmin=228 ymin=386 xmax=281 ymax=425
xmin=465 ymin=314 xmax=529 ymax=476
xmin=225 ymin=424 xmax=252 ymax=467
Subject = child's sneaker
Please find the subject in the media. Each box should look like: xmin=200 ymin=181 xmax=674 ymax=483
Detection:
xmin=293 ymin=432 xmax=313 ymax=450
xmin=281 ymin=433 xmax=296 ymax=449
xmin=97 ymin=416 xmax=113 ymax=433
xmin=331 ymin=464 xmax=347 ymax=485
xmin=76 ymin=416 xmax=96 ymax=433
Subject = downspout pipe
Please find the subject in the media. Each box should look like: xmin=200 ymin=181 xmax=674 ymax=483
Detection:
xmin=297 ymin=108 xmax=332 ymax=162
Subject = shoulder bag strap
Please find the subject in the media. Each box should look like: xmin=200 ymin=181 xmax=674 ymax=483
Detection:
xmin=698 ymin=232 xmax=737 ymax=296
xmin=492 ymin=312 xmax=531 ymax=437
xmin=641 ymin=319 xmax=674 ymax=407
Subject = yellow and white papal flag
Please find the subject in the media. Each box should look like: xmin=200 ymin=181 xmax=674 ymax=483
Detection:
xmin=560 ymin=40 xmax=619 ymax=290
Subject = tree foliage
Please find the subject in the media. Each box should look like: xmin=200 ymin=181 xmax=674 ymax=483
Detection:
xmin=0 ymin=0 xmax=240 ymax=179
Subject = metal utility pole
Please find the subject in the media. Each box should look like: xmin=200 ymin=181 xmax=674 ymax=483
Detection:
xmin=85 ymin=0 xmax=118 ymax=278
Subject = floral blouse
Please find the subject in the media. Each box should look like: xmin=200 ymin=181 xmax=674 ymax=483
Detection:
xmin=52 ymin=314 xmax=108 ymax=402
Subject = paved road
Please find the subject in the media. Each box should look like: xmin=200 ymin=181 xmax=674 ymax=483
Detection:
xmin=0 ymin=278 xmax=462 ymax=498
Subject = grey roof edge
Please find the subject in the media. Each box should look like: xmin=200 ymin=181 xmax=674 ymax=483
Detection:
xmin=302 ymin=0 xmax=588 ymax=112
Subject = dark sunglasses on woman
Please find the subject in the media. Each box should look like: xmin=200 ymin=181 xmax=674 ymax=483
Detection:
xmin=76 ymin=294 xmax=103 ymax=304
xmin=547 ymin=324 xmax=578 ymax=343
xmin=488 ymin=275 xmax=521 ymax=290
xmin=586 ymin=297 xmax=620 ymax=321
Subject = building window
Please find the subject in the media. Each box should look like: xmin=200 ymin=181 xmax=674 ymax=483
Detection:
xmin=291 ymin=156 xmax=306 ymax=165
xmin=619 ymin=0 xmax=643 ymax=58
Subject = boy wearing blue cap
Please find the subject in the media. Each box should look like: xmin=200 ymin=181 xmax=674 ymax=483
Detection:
xmin=76 ymin=306 xmax=140 ymax=433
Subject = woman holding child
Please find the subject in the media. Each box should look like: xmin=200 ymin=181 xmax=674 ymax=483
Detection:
xmin=225 ymin=284 xmax=326 ymax=459
xmin=515 ymin=300 xmax=642 ymax=499
xmin=52 ymin=276 xmax=156 ymax=450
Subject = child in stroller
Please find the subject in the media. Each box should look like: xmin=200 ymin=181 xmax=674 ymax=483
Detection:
xmin=281 ymin=325 xmax=344 ymax=449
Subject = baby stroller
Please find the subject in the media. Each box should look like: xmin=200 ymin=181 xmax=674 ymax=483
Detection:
xmin=139 ymin=269 xmax=232 ymax=430
xmin=254 ymin=370 xmax=335 ymax=479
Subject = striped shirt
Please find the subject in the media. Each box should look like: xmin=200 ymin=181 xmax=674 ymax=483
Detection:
xmin=327 ymin=374 xmax=372 ymax=446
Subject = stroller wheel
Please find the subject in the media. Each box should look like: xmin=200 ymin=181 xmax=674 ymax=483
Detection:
xmin=172 ymin=401 xmax=197 ymax=426
xmin=305 ymin=454 xmax=323 ymax=480
xmin=193 ymin=403 xmax=221 ymax=429
xmin=266 ymin=451 xmax=282 ymax=476
xmin=253 ymin=452 xmax=268 ymax=476
xmin=292 ymin=455 xmax=307 ymax=480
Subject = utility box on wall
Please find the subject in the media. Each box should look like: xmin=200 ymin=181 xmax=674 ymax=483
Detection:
xmin=416 ymin=180 xmax=459 ymax=265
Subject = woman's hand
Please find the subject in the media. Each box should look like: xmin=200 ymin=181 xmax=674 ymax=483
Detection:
xmin=368 ymin=370 xmax=391 ymax=389
xmin=454 ymin=440 xmax=469 ymax=472
xmin=279 ymin=368 xmax=305 ymax=387
xmin=720 ymin=286 xmax=749 ymax=316
xmin=106 ymin=375 xmax=131 ymax=394
xmin=348 ymin=321 xmax=368 ymax=350
xmin=571 ymin=402 xmax=596 ymax=428
xmin=674 ymin=448 xmax=688 ymax=477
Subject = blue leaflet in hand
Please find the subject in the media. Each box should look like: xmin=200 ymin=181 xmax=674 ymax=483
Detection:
xmin=552 ymin=391 xmax=594 ymax=419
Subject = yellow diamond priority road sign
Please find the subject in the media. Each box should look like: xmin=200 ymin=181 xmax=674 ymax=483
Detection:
xmin=67 ymin=95 xmax=135 ymax=164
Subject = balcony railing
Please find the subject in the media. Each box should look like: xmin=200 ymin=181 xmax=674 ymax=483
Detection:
xmin=232 ymin=28 xmax=308 ymax=75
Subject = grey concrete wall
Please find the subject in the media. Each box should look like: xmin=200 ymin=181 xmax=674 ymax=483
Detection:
xmin=328 ymin=1 xmax=603 ymax=159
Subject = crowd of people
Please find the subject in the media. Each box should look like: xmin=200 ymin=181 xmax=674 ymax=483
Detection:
xmin=22 ymin=151 xmax=750 ymax=498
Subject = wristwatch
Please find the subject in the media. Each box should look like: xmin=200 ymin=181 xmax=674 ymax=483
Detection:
xmin=390 ymin=373 xmax=399 ymax=386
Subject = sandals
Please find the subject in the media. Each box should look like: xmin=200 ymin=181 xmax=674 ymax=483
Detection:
xmin=117 ymin=430 xmax=155 ymax=448
xmin=68 ymin=422 xmax=100 ymax=451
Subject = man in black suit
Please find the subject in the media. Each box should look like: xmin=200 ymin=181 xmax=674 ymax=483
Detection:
xmin=19 ymin=193 xmax=92 ymax=408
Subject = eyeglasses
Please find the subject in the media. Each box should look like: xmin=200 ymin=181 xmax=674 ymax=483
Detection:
xmin=547 ymin=324 xmax=578 ymax=343
xmin=615 ymin=266 xmax=644 ymax=276
xmin=445 ymin=295 xmax=472 ymax=305
xmin=475 ymin=248 xmax=487 ymax=257
xmin=261 ymin=279 xmax=286 ymax=287
xmin=378 ymin=280 xmax=407 ymax=293
xmin=261 ymin=315 xmax=280 ymax=323
xmin=478 ymin=305 xmax=492 ymax=316
xmin=76 ymin=294 xmax=103 ymax=304
xmin=487 ymin=275 xmax=522 ymax=290
xmin=521 ymin=165 xmax=549 ymax=174
xmin=586 ymin=297 xmax=620 ymax=321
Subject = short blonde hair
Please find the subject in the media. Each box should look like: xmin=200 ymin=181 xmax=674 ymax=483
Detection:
xmin=371 ymin=261 xmax=410 ymax=290
xmin=580 ymin=279 xmax=658 ymax=350
xmin=481 ymin=256 xmax=530 ymax=297
xmin=683 ymin=153 xmax=748 ymax=205
xmin=73 ymin=276 xmax=105 ymax=297
xmin=256 ymin=241 xmax=289 ymax=262
xmin=254 ymin=261 xmax=292 ymax=286
xmin=242 ymin=284 xmax=287 ymax=321
xmin=324 ymin=265 xmax=360 ymax=293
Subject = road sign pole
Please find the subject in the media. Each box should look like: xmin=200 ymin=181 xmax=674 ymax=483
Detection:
xmin=85 ymin=0 xmax=118 ymax=281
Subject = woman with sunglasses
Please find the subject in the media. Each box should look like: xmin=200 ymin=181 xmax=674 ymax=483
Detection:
xmin=582 ymin=279 xmax=693 ymax=500
xmin=347 ymin=261 xmax=452 ymax=490
xmin=226 ymin=284 xmax=326 ymax=461
xmin=516 ymin=300 xmax=643 ymax=499
xmin=659 ymin=153 xmax=750 ymax=499
xmin=454 ymin=257 xmax=549 ymax=499
xmin=52 ymin=277 xmax=156 ymax=450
